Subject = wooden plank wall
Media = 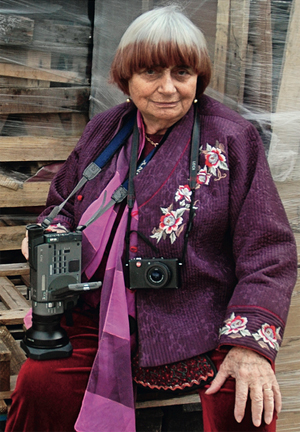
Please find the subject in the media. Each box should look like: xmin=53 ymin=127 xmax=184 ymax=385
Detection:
xmin=0 ymin=1 xmax=93 ymax=258
xmin=268 ymin=0 xmax=300 ymax=183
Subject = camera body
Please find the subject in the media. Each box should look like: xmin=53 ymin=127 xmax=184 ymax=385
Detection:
xmin=28 ymin=225 xmax=82 ymax=313
xmin=128 ymin=258 xmax=180 ymax=289
xmin=21 ymin=224 xmax=101 ymax=360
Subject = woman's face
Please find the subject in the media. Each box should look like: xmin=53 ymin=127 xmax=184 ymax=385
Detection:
xmin=128 ymin=66 xmax=198 ymax=134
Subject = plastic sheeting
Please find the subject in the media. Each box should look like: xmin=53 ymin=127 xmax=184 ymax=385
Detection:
xmin=0 ymin=0 xmax=299 ymax=430
xmin=0 ymin=0 xmax=93 ymax=261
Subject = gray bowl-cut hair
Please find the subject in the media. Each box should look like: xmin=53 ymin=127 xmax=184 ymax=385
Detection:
xmin=110 ymin=4 xmax=211 ymax=96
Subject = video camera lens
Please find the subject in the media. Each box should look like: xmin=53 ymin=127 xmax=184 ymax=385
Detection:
xmin=146 ymin=263 xmax=171 ymax=288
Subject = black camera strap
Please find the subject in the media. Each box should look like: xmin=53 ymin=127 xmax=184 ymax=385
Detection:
xmin=125 ymin=105 xmax=200 ymax=265
xmin=77 ymin=123 xmax=172 ymax=232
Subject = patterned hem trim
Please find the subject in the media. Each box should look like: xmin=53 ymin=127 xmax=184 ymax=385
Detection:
xmin=132 ymin=353 xmax=215 ymax=391
xmin=133 ymin=374 xmax=214 ymax=391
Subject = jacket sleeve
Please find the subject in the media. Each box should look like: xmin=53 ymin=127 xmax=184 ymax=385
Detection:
xmin=218 ymin=123 xmax=298 ymax=365
xmin=37 ymin=120 xmax=94 ymax=231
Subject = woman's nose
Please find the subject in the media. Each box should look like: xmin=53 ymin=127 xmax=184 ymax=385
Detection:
xmin=158 ymin=71 xmax=176 ymax=94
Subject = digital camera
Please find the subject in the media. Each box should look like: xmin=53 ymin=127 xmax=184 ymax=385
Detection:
xmin=128 ymin=258 xmax=181 ymax=289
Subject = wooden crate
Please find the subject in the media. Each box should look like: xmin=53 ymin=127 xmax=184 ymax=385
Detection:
xmin=0 ymin=263 xmax=29 ymax=416
xmin=0 ymin=325 xmax=27 ymax=417
xmin=0 ymin=263 xmax=31 ymax=326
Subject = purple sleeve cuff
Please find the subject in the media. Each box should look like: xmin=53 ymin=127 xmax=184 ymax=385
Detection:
xmin=37 ymin=215 xmax=73 ymax=231
xmin=218 ymin=306 xmax=285 ymax=365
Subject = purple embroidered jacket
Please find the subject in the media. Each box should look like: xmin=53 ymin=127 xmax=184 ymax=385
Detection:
xmin=38 ymin=95 xmax=297 ymax=367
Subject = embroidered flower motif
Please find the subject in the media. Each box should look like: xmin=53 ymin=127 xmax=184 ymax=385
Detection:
xmin=159 ymin=210 xmax=183 ymax=234
xmin=200 ymin=141 xmax=229 ymax=180
xmin=205 ymin=147 xmax=225 ymax=168
xmin=175 ymin=185 xmax=192 ymax=204
xmin=196 ymin=166 xmax=212 ymax=186
xmin=252 ymin=324 xmax=281 ymax=351
xmin=219 ymin=313 xmax=251 ymax=337
xmin=151 ymin=204 xmax=186 ymax=244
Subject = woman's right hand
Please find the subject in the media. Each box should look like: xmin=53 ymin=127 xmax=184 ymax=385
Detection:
xmin=21 ymin=231 xmax=30 ymax=260
xmin=21 ymin=225 xmax=68 ymax=260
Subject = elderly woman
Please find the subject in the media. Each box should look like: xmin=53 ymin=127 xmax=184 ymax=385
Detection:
xmin=6 ymin=5 xmax=297 ymax=432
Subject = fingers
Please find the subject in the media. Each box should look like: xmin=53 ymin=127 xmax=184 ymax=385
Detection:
xmin=205 ymin=366 xmax=229 ymax=395
xmin=273 ymin=383 xmax=282 ymax=414
xmin=262 ymin=388 xmax=275 ymax=425
xmin=21 ymin=235 xmax=29 ymax=260
xmin=234 ymin=380 xmax=249 ymax=423
xmin=205 ymin=348 xmax=281 ymax=427
xmin=263 ymin=383 xmax=281 ymax=425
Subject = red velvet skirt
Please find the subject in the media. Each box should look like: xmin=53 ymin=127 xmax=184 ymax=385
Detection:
xmin=5 ymin=306 xmax=276 ymax=432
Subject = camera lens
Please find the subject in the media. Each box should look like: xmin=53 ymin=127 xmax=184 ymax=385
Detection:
xmin=146 ymin=263 xmax=171 ymax=288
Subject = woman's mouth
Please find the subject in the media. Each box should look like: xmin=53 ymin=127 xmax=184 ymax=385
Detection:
xmin=152 ymin=101 xmax=180 ymax=107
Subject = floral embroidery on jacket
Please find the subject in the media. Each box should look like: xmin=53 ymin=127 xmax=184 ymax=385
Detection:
xmin=252 ymin=323 xmax=281 ymax=352
xmin=150 ymin=140 xmax=228 ymax=244
xmin=175 ymin=184 xmax=192 ymax=206
xmin=198 ymin=140 xmax=229 ymax=186
xmin=151 ymin=204 xmax=186 ymax=244
xmin=196 ymin=166 xmax=212 ymax=186
xmin=219 ymin=314 xmax=282 ymax=352
xmin=219 ymin=313 xmax=251 ymax=338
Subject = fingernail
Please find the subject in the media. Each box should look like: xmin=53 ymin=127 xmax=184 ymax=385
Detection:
xmin=254 ymin=418 xmax=261 ymax=427
xmin=235 ymin=415 xmax=242 ymax=423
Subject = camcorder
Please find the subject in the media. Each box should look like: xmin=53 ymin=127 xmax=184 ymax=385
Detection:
xmin=128 ymin=258 xmax=181 ymax=289
xmin=21 ymin=224 xmax=101 ymax=360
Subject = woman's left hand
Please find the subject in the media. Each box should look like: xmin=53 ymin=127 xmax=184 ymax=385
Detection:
xmin=205 ymin=346 xmax=281 ymax=427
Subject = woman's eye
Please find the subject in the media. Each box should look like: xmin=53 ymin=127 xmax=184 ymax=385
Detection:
xmin=146 ymin=69 xmax=156 ymax=75
xmin=177 ymin=69 xmax=188 ymax=76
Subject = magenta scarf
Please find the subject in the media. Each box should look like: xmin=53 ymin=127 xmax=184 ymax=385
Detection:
xmin=75 ymin=113 xmax=145 ymax=432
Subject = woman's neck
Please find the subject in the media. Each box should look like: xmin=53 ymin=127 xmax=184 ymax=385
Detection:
xmin=142 ymin=116 xmax=174 ymax=135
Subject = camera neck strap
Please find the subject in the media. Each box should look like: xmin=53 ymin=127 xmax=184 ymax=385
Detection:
xmin=42 ymin=113 xmax=136 ymax=228
xmin=126 ymin=105 xmax=200 ymax=264
xmin=76 ymin=123 xmax=171 ymax=232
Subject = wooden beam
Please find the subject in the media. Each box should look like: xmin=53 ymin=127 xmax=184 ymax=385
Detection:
xmin=0 ymin=63 xmax=88 ymax=85
xmin=34 ymin=21 xmax=92 ymax=46
xmin=225 ymin=0 xmax=251 ymax=108
xmin=0 ymin=15 xmax=34 ymax=45
xmin=136 ymin=392 xmax=200 ymax=409
xmin=0 ymin=277 xmax=31 ymax=326
xmin=0 ymin=339 xmax=11 ymax=392
xmin=0 ymin=87 xmax=90 ymax=114
xmin=244 ymin=0 xmax=272 ymax=112
xmin=0 ymin=136 xmax=78 ymax=162
xmin=0 ymin=326 xmax=26 ymax=375
xmin=0 ymin=226 xmax=26 ymax=252
xmin=0 ymin=375 xmax=17 ymax=399
xmin=269 ymin=0 xmax=300 ymax=181
xmin=274 ymin=0 xmax=300 ymax=113
xmin=211 ymin=0 xmax=231 ymax=99
xmin=0 ymin=181 xmax=50 ymax=207
xmin=275 ymin=180 xmax=300 ymax=233
xmin=0 ymin=115 xmax=7 ymax=133
xmin=276 ymin=275 xmax=300 ymax=426
xmin=0 ymin=263 xmax=29 ymax=278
